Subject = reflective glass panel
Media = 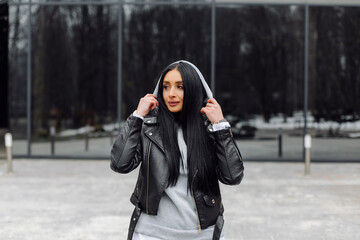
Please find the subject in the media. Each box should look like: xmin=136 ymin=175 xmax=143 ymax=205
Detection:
xmin=9 ymin=5 xmax=29 ymax=155
xmin=30 ymin=5 xmax=118 ymax=157
xmin=216 ymin=5 xmax=305 ymax=160
xmin=308 ymin=6 xmax=360 ymax=161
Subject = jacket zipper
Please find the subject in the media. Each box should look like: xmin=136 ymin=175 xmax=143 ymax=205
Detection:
xmin=191 ymin=169 xmax=201 ymax=233
xmin=146 ymin=142 xmax=152 ymax=214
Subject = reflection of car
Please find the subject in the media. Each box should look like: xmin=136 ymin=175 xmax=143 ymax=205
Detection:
xmin=225 ymin=115 xmax=257 ymax=138
xmin=231 ymin=124 xmax=257 ymax=138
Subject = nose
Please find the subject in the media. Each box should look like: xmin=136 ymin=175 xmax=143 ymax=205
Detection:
xmin=169 ymin=87 xmax=176 ymax=97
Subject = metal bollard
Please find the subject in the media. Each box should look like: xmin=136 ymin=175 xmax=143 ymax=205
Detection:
xmin=50 ymin=126 xmax=56 ymax=155
xmin=5 ymin=133 xmax=13 ymax=173
xmin=85 ymin=132 xmax=89 ymax=151
xmin=304 ymin=134 xmax=311 ymax=175
xmin=110 ymin=131 xmax=114 ymax=146
xmin=278 ymin=127 xmax=282 ymax=158
xmin=110 ymin=124 xmax=116 ymax=145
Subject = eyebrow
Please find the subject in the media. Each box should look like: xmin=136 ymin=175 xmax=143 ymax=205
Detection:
xmin=163 ymin=81 xmax=183 ymax=84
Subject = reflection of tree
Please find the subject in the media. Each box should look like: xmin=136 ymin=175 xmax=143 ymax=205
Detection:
xmin=0 ymin=3 xmax=9 ymax=128
xmin=216 ymin=6 xmax=304 ymax=122
xmin=72 ymin=6 xmax=117 ymax=127
xmin=10 ymin=4 xmax=360 ymax=137
xmin=32 ymin=7 xmax=75 ymax=136
xmin=311 ymin=7 xmax=360 ymax=135
xmin=8 ymin=5 xmax=28 ymax=136
xmin=31 ymin=6 xmax=117 ymax=136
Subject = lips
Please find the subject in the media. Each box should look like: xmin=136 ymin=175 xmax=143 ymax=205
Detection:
xmin=168 ymin=101 xmax=180 ymax=107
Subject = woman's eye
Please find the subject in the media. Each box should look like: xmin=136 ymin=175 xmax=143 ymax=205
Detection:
xmin=163 ymin=85 xmax=168 ymax=90
xmin=178 ymin=85 xmax=184 ymax=89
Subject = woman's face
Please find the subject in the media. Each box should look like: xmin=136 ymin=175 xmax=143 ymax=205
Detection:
xmin=162 ymin=69 xmax=184 ymax=113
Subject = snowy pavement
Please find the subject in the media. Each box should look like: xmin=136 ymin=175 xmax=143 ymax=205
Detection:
xmin=0 ymin=159 xmax=359 ymax=240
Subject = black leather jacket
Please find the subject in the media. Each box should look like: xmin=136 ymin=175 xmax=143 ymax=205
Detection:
xmin=110 ymin=111 xmax=244 ymax=239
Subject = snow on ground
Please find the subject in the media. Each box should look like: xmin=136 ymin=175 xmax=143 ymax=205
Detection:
xmin=235 ymin=111 xmax=360 ymax=131
xmin=57 ymin=111 xmax=360 ymax=138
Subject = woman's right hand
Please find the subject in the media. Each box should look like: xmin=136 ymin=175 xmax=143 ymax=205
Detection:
xmin=136 ymin=94 xmax=159 ymax=117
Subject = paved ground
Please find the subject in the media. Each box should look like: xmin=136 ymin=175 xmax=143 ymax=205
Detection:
xmin=0 ymin=160 xmax=359 ymax=240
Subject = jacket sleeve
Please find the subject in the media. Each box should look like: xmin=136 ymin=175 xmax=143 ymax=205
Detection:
xmin=110 ymin=114 xmax=143 ymax=173
xmin=213 ymin=128 xmax=244 ymax=185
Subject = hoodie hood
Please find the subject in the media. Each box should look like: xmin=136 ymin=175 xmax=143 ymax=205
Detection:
xmin=153 ymin=60 xmax=213 ymax=99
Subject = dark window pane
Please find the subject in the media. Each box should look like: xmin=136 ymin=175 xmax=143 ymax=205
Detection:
xmin=309 ymin=6 xmax=360 ymax=161
xmin=216 ymin=5 xmax=305 ymax=160
xmin=30 ymin=5 xmax=118 ymax=156
xmin=9 ymin=5 xmax=28 ymax=154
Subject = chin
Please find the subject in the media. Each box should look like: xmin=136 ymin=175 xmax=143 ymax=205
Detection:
xmin=169 ymin=109 xmax=182 ymax=113
xmin=167 ymin=106 xmax=182 ymax=113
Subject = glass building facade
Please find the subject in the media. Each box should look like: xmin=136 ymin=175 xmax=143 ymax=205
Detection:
xmin=5 ymin=0 xmax=360 ymax=161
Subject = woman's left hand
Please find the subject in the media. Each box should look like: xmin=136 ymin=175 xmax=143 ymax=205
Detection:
xmin=200 ymin=98 xmax=225 ymax=124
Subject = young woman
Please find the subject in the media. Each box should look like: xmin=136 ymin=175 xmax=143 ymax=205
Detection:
xmin=111 ymin=60 xmax=244 ymax=240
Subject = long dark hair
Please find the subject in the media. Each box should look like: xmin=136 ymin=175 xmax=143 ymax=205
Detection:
xmin=157 ymin=62 xmax=219 ymax=195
